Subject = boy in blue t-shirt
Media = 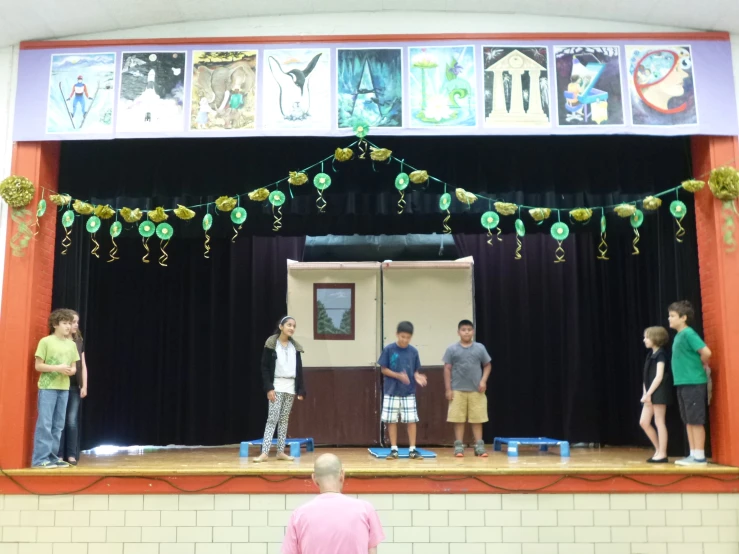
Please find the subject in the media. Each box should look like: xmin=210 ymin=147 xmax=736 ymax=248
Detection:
xmin=378 ymin=321 xmax=427 ymax=459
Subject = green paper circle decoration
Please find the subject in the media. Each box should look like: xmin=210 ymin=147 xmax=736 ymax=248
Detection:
xmin=86 ymin=215 xmax=101 ymax=233
xmin=515 ymin=219 xmax=526 ymax=237
xmin=670 ymin=200 xmax=688 ymax=218
xmin=269 ymin=190 xmax=286 ymax=207
xmin=480 ymin=211 xmax=500 ymax=230
xmin=110 ymin=221 xmax=122 ymax=238
xmin=139 ymin=221 xmax=155 ymax=238
xmin=630 ymin=209 xmax=644 ymax=229
xmin=439 ymin=193 xmax=451 ymax=211
xmin=551 ymin=222 xmax=570 ymax=241
xmin=37 ymin=199 xmax=47 ymax=217
xmin=600 ymin=215 xmax=607 ymax=234
xmin=313 ymin=173 xmax=332 ymax=191
xmin=61 ymin=210 xmax=75 ymax=228
xmin=353 ymin=121 xmax=369 ymax=138
xmin=156 ymin=222 xmax=174 ymax=240
xmin=202 ymin=213 xmax=213 ymax=231
xmin=231 ymin=207 xmax=247 ymax=224
xmin=395 ymin=173 xmax=409 ymax=191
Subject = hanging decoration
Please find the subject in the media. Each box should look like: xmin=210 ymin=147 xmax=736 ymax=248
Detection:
xmin=174 ymin=205 xmax=196 ymax=220
xmin=569 ymin=208 xmax=593 ymax=223
xmin=370 ymin=147 xmax=392 ymax=162
xmin=35 ymin=198 xmax=46 ymax=237
xmin=85 ymin=215 xmax=101 ymax=259
xmin=269 ymin=190 xmax=286 ymax=232
xmin=0 ymin=175 xmax=36 ymax=257
xmin=410 ymin=170 xmax=428 ymax=184
xmin=108 ymin=221 xmax=121 ymax=262
xmin=120 ymin=207 xmax=142 ymax=223
xmin=642 ymin=196 xmax=662 ymax=211
xmin=597 ymin=214 xmax=609 ymax=260
xmin=215 ymin=196 xmax=237 ymax=212
xmin=514 ymin=218 xmax=525 ymax=260
xmin=202 ymin=213 xmax=213 ymax=258
xmin=551 ymin=221 xmax=569 ymax=263
xmin=148 ymin=207 xmax=168 ymax=223
xmin=480 ymin=211 xmax=500 ymax=245
xmin=50 ymin=193 xmax=71 ymax=206
xmin=231 ymin=207 xmax=246 ymax=242
xmin=630 ymin=209 xmax=644 ymax=255
xmin=288 ymin=172 xmax=308 ymax=186
xmin=353 ymin=122 xmax=369 ymax=158
xmin=248 ymin=188 xmax=270 ymax=202
xmin=494 ymin=202 xmax=517 ymax=216
xmin=670 ymin=200 xmax=688 ymax=243
xmin=455 ymin=188 xmax=477 ymax=205
xmin=395 ymin=173 xmax=409 ymax=214
xmin=529 ymin=208 xmax=551 ymax=224
xmin=681 ymin=179 xmax=706 ymax=193
xmin=61 ymin=209 xmax=74 ymax=255
xmin=614 ymin=203 xmax=637 ymax=218
xmin=93 ymin=204 xmax=115 ymax=219
xmin=439 ymin=192 xmax=452 ymax=234
xmin=313 ymin=173 xmax=331 ymax=213
xmin=138 ymin=220 xmax=155 ymax=263
xmin=72 ymin=200 xmax=94 ymax=215
xmin=156 ymin=222 xmax=173 ymax=267
xmin=708 ymin=166 xmax=739 ymax=253
xmin=334 ymin=147 xmax=354 ymax=162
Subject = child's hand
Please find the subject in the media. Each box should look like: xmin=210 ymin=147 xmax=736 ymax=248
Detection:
xmin=478 ymin=381 xmax=487 ymax=393
xmin=267 ymin=390 xmax=277 ymax=402
xmin=81 ymin=387 xmax=88 ymax=398
xmin=445 ymin=390 xmax=454 ymax=401
xmin=397 ymin=372 xmax=411 ymax=385
xmin=415 ymin=373 xmax=428 ymax=387
xmin=641 ymin=393 xmax=651 ymax=404
xmin=297 ymin=396 xmax=304 ymax=401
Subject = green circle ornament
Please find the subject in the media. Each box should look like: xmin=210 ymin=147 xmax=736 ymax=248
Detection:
xmin=600 ymin=215 xmax=607 ymax=234
xmin=202 ymin=213 xmax=213 ymax=231
xmin=670 ymin=200 xmax=687 ymax=218
xmin=515 ymin=218 xmax=526 ymax=237
xmin=630 ymin=209 xmax=644 ymax=229
xmin=231 ymin=207 xmax=246 ymax=225
xmin=61 ymin=210 xmax=75 ymax=228
xmin=395 ymin=173 xmax=410 ymax=191
xmin=480 ymin=211 xmax=500 ymax=230
xmin=439 ymin=193 xmax=451 ymax=211
xmin=110 ymin=221 xmax=122 ymax=238
xmin=156 ymin=222 xmax=173 ymax=240
xmin=86 ymin=216 xmax=101 ymax=233
xmin=37 ymin=199 xmax=47 ymax=217
xmin=269 ymin=190 xmax=286 ymax=207
xmin=551 ymin=222 xmax=570 ymax=240
xmin=313 ymin=173 xmax=332 ymax=191
xmin=139 ymin=221 xmax=155 ymax=238
xmin=353 ymin=121 xmax=369 ymax=138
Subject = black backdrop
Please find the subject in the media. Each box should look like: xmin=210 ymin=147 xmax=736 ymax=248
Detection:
xmin=52 ymin=135 xmax=703 ymax=454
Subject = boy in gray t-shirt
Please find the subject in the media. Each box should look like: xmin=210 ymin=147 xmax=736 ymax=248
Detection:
xmin=442 ymin=320 xmax=492 ymax=457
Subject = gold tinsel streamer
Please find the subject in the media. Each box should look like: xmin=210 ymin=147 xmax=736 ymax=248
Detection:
xmin=61 ymin=227 xmax=72 ymax=255
xmin=50 ymin=193 xmax=71 ymax=206
xmin=316 ymin=190 xmax=327 ymax=213
xmin=410 ymin=170 xmax=428 ymax=184
xmin=248 ymin=188 xmax=269 ymax=202
xmin=93 ymin=205 xmax=115 ymax=219
xmin=90 ymin=234 xmax=100 ymax=259
xmin=682 ymin=179 xmax=706 ymax=193
xmin=486 ymin=228 xmax=493 ymax=246
xmin=515 ymin=236 xmax=522 ymax=260
xmin=358 ymin=138 xmax=368 ymax=159
xmin=555 ymin=242 xmax=566 ymax=263
xmin=442 ymin=210 xmax=451 ymax=234
xmin=142 ymin=237 xmax=150 ymax=263
xmin=455 ymin=188 xmax=477 ymax=204
xmin=675 ymin=215 xmax=686 ymax=243
xmin=397 ymin=190 xmax=406 ymax=214
xmin=174 ymin=205 xmax=196 ymax=220
xmin=73 ymin=200 xmax=94 ymax=215
xmin=569 ymin=208 xmax=593 ymax=222
xmin=370 ymin=147 xmax=392 ymax=162
xmin=216 ymin=196 xmax=237 ymax=212
xmin=632 ymin=229 xmax=640 ymax=255
xmin=334 ymin=148 xmax=354 ymax=162
xmin=148 ymin=207 xmax=169 ymax=223
xmin=232 ymin=225 xmax=241 ymax=243
xmin=204 ymin=231 xmax=211 ymax=259
xmin=643 ymin=196 xmax=663 ymax=211
xmin=614 ymin=204 xmax=636 ymax=218
xmin=108 ymin=237 xmax=119 ymax=263
xmin=288 ymin=172 xmax=308 ymax=186
xmin=494 ymin=202 xmax=517 ymax=216
xmin=597 ymin=233 xmax=609 ymax=260
xmin=120 ymin=207 xmax=142 ymax=223
xmin=496 ymin=227 xmax=502 ymax=242
xmin=272 ymin=205 xmax=283 ymax=232
xmin=159 ymin=240 xmax=169 ymax=267
xmin=529 ymin=208 xmax=551 ymax=222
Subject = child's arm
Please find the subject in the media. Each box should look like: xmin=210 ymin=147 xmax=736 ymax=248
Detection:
xmin=479 ymin=362 xmax=492 ymax=393
xmin=443 ymin=363 xmax=453 ymax=400
xmin=81 ymin=352 xmax=88 ymax=397
xmin=35 ymin=358 xmax=74 ymax=375
xmin=381 ymin=366 xmax=410 ymax=385
xmin=699 ymin=346 xmax=712 ymax=367
xmin=642 ymin=361 xmax=665 ymax=402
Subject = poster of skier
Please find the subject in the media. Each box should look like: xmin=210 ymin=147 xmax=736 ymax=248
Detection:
xmin=46 ymin=53 xmax=116 ymax=134
xmin=117 ymin=52 xmax=187 ymax=133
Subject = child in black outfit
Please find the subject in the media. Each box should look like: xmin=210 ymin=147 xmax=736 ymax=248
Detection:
xmin=639 ymin=326 xmax=672 ymax=463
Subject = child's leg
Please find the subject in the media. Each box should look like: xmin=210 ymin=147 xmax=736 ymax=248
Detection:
xmin=686 ymin=425 xmax=695 ymax=452
xmin=652 ymin=404 xmax=668 ymax=458
xmin=387 ymin=423 xmax=398 ymax=447
xmin=275 ymin=393 xmax=295 ymax=453
xmin=49 ymin=390 xmax=69 ymax=462
xmin=407 ymin=423 xmax=417 ymax=448
xmin=31 ymin=390 xmax=56 ymax=466
xmin=639 ymin=403 xmax=659 ymax=452
xmin=471 ymin=423 xmax=483 ymax=443
xmin=689 ymin=424 xmax=705 ymax=453
xmin=261 ymin=394 xmax=285 ymax=455
xmin=454 ymin=424 xmax=465 ymax=442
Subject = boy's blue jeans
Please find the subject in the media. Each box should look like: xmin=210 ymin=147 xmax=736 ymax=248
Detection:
xmin=31 ymin=389 xmax=69 ymax=467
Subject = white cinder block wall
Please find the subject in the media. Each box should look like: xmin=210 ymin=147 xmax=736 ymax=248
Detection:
xmin=0 ymin=493 xmax=738 ymax=553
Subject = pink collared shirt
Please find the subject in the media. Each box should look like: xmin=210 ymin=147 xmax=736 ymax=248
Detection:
xmin=282 ymin=493 xmax=384 ymax=554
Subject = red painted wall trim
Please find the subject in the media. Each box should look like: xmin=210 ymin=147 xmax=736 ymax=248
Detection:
xmin=20 ymin=32 xmax=730 ymax=50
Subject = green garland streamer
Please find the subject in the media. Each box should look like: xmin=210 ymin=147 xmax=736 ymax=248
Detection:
xmin=10 ymin=208 xmax=33 ymax=257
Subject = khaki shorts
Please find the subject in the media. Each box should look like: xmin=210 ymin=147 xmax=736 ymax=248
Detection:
xmin=447 ymin=391 xmax=488 ymax=423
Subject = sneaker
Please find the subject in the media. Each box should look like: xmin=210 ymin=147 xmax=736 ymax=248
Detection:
xmin=474 ymin=440 xmax=488 ymax=458
xmin=386 ymin=449 xmax=399 ymax=460
xmin=34 ymin=461 xmax=58 ymax=469
xmin=55 ymin=460 xmax=71 ymax=468
xmin=409 ymin=450 xmax=422 ymax=460
xmin=453 ymin=440 xmax=464 ymax=457
xmin=675 ymin=456 xmax=695 ymax=466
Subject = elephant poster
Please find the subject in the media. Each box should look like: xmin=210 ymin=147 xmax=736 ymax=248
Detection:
xmin=190 ymin=50 xmax=257 ymax=131
xmin=117 ymin=52 xmax=186 ymax=133
xmin=263 ymin=48 xmax=330 ymax=130
xmin=409 ymin=46 xmax=477 ymax=127
xmin=337 ymin=48 xmax=403 ymax=128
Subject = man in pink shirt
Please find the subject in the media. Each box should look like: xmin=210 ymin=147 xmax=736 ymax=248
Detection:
xmin=282 ymin=453 xmax=385 ymax=554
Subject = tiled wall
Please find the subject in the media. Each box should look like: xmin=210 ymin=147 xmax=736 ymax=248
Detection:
xmin=0 ymin=493 xmax=737 ymax=554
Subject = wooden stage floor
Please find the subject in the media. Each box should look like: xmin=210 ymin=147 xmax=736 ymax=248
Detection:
xmin=6 ymin=445 xmax=738 ymax=477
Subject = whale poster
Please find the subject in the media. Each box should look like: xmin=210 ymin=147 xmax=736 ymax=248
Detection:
xmin=263 ymin=48 xmax=330 ymax=130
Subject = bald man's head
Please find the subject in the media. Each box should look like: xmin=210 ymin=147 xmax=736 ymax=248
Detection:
xmin=312 ymin=454 xmax=344 ymax=492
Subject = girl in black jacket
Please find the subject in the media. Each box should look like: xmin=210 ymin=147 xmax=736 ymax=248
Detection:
xmin=253 ymin=316 xmax=306 ymax=463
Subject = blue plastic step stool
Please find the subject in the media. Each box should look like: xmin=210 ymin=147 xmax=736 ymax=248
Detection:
xmin=240 ymin=438 xmax=315 ymax=457
xmin=493 ymin=437 xmax=570 ymax=458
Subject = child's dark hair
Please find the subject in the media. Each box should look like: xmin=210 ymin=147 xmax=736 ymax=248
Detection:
xmin=274 ymin=315 xmax=295 ymax=334
xmin=668 ymin=300 xmax=695 ymax=325
xmin=397 ymin=321 xmax=414 ymax=335
xmin=48 ymin=309 xmax=75 ymax=334
xmin=458 ymin=319 xmax=474 ymax=330
xmin=69 ymin=309 xmax=83 ymax=341
xmin=645 ymin=326 xmax=669 ymax=348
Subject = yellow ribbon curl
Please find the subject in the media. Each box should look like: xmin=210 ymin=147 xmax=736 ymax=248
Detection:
xmin=675 ymin=215 xmax=686 ymax=243
xmin=632 ymin=229 xmax=640 ymax=256
xmin=442 ymin=210 xmax=451 ymax=234
xmin=232 ymin=224 xmax=243 ymax=243
xmin=597 ymin=232 xmax=609 ymax=260
xmin=397 ymin=190 xmax=406 ymax=215
xmin=108 ymin=237 xmax=119 ymax=263
xmin=90 ymin=233 xmax=100 ymax=259
xmin=486 ymin=228 xmax=493 ymax=246
xmin=515 ymin=236 xmax=522 ymax=260
xmin=204 ymin=230 xmax=211 ymax=259
xmin=142 ymin=237 xmax=150 ymax=264
xmin=272 ymin=205 xmax=283 ymax=232
xmin=316 ymin=190 xmax=327 ymax=213
xmin=554 ymin=241 xmax=566 ymax=263
xmin=496 ymin=227 xmax=502 ymax=242
xmin=159 ymin=240 xmax=169 ymax=267
xmin=61 ymin=227 xmax=72 ymax=256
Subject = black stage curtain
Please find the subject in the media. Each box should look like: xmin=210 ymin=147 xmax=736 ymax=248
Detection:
xmin=53 ymin=135 xmax=702 ymax=452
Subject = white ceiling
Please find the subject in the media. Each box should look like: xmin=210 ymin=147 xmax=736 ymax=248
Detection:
xmin=2 ymin=0 xmax=738 ymax=47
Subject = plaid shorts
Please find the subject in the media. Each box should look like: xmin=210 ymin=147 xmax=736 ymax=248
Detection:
xmin=381 ymin=394 xmax=419 ymax=423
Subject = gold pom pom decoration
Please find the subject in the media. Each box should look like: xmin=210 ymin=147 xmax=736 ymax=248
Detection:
xmin=529 ymin=208 xmax=551 ymax=223
xmin=50 ymin=193 xmax=71 ymax=206
xmin=494 ymin=202 xmax=517 ymax=216
xmin=455 ymin=188 xmax=477 ymax=205
xmin=642 ymin=196 xmax=663 ymax=211
xmin=614 ymin=204 xmax=636 ymax=218
xmin=681 ymin=179 xmax=705 ymax=193
xmin=120 ymin=207 xmax=142 ymax=223
xmin=73 ymin=199 xmax=94 ymax=215
xmin=147 ymin=207 xmax=169 ymax=223
xmin=370 ymin=147 xmax=392 ymax=162
xmin=334 ymin=147 xmax=354 ymax=162
xmin=708 ymin=166 xmax=739 ymax=253
xmin=174 ymin=205 xmax=196 ymax=220
xmin=0 ymin=175 xmax=35 ymax=208
xmin=569 ymin=208 xmax=593 ymax=223
xmin=248 ymin=188 xmax=270 ymax=202
xmin=215 ymin=196 xmax=237 ymax=212
xmin=93 ymin=204 xmax=116 ymax=219
xmin=288 ymin=172 xmax=308 ymax=186
xmin=410 ymin=170 xmax=428 ymax=184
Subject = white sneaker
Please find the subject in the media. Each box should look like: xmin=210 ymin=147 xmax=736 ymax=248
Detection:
xmin=675 ymin=456 xmax=697 ymax=466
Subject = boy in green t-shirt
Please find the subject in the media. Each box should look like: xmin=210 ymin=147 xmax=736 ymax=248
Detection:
xmin=31 ymin=309 xmax=79 ymax=469
xmin=668 ymin=300 xmax=712 ymax=466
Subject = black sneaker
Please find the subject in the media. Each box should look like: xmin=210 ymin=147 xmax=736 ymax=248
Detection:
xmin=386 ymin=449 xmax=399 ymax=460
xmin=409 ymin=450 xmax=422 ymax=460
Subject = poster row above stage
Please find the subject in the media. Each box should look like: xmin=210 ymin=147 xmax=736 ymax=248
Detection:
xmin=15 ymin=40 xmax=738 ymax=140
